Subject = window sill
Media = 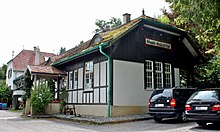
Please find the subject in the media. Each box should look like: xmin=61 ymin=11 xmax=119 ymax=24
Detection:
xmin=145 ymin=88 xmax=154 ymax=92
xmin=83 ymin=89 xmax=93 ymax=93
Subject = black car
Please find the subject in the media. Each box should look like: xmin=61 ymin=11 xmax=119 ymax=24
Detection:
xmin=185 ymin=88 xmax=220 ymax=126
xmin=148 ymin=87 xmax=197 ymax=122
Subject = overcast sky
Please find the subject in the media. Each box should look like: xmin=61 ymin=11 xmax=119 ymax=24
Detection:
xmin=0 ymin=0 xmax=170 ymax=66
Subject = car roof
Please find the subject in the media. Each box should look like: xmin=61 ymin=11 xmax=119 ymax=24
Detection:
xmin=198 ymin=88 xmax=220 ymax=91
xmin=155 ymin=87 xmax=197 ymax=90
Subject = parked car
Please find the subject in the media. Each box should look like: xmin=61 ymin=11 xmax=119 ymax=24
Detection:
xmin=148 ymin=87 xmax=197 ymax=122
xmin=185 ymin=88 xmax=220 ymax=126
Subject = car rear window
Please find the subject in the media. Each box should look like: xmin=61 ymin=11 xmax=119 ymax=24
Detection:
xmin=150 ymin=89 xmax=172 ymax=101
xmin=188 ymin=90 xmax=220 ymax=101
xmin=173 ymin=89 xmax=196 ymax=101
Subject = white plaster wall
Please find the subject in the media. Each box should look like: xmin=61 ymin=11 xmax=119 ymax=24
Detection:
xmin=100 ymin=88 xmax=106 ymax=103
xmin=68 ymin=91 xmax=72 ymax=103
xmin=94 ymin=63 xmax=99 ymax=87
xmin=78 ymin=68 xmax=83 ymax=88
xmin=94 ymin=88 xmax=99 ymax=103
xmin=78 ymin=91 xmax=82 ymax=103
xmin=73 ymin=91 xmax=77 ymax=103
xmin=15 ymin=71 xmax=23 ymax=79
xmin=6 ymin=61 xmax=13 ymax=89
xmin=174 ymin=68 xmax=180 ymax=87
xmin=100 ymin=61 xmax=107 ymax=86
xmin=113 ymin=60 xmax=148 ymax=106
xmin=90 ymin=93 xmax=93 ymax=103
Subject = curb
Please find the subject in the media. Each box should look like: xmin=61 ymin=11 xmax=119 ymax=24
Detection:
xmin=52 ymin=115 xmax=153 ymax=125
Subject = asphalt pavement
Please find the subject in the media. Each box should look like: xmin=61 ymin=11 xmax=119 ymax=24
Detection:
xmin=1 ymin=110 xmax=220 ymax=132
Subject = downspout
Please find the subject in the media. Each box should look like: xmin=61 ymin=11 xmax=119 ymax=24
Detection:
xmin=99 ymin=45 xmax=111 ymax=118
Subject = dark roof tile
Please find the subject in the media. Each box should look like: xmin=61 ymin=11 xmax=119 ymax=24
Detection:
xmin=28 ymin=65 xmax=66 ymax=75
xmin=12 ymin=50 xmax=55 ymax=71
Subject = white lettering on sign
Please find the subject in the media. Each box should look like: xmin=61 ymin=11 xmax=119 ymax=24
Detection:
xmin=145 ymin=38 xmax=171 ymax=50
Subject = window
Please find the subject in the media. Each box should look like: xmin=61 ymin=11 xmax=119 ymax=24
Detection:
xmin=145 ymin=60 xmax=172 ymax=89
xmin=155 ymin=62 xmax=163 ymax=88
xmin=73 ymin=70 xmax=78 ymax=89
xmin=69 ymin=72 xmax=73 ymax=90
xmin=84 ymin=61 xmax=93 ymax=90
xmin=145 ymin=60 xmax=154 ymax=89
xmin=164 ymin=63 xmax=172 ymax=87
xmin=8 ymin=69 xmax=12 ymax=79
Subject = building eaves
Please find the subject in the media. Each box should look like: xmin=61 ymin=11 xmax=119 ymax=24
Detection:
xmin=52 ymin=18 xmax=141 ymax=66
xmin=52 ymin=41 xmax=109 ymax=66
xmin=28 ymin=65 xmax=66 ymax=76
xmin=52 ymin=14 xmax=196 ymax=66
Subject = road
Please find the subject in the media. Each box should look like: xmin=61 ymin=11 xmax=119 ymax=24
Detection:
xmin=0 ymin=110 xmax=220 ymax=132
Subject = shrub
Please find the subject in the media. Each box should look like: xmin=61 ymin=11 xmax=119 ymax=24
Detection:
xmin=59 ymin=87 xmax=68 ymax=113
xmin=30 ymin=85 xmax=52 ymax=114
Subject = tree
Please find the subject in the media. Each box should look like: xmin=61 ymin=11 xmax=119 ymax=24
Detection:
xmin=109 ymin=17 xmax=122 ymax=29
xmin=30 ymin=85 xmax=52 ymax=114
xmin=59 ymin=47 xmax=66 ymax=55
xmin=0 ymin=80 xmax=12 ymax=106
xmin=0 ymin=64 xmax=7 ymax=80
xmin=59 ymin=88 xmax=68 ymax=113
xmin=95 ymin=17 xmax=122 ymax=33
xmin=163 ymin=0 xmax=220 ymax=87
xmin=164 ymin=0 xmax=220 ymax=50
xmin=23 ymin=70 xmax=33 ymax=101
xmin=47 ymin=79 xmax=55 ymax=99
xmin=80 ymin=40 xmax=84 ymax=44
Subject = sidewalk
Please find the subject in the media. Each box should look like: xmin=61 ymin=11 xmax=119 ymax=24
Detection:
xmin=52 ymin=113 xmax=152 ymax=125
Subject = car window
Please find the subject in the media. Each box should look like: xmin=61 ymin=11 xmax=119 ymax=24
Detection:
xmin=188 ymin=90 xmax=220 ymax=101
xmin=150 ymin=89 xmax=172 ymax=101
xmin=174 ymin=89 xmax=196 ymax=101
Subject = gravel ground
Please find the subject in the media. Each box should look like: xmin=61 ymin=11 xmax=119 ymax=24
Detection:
xmin=52 ymin=113 xmax=152 ymax=124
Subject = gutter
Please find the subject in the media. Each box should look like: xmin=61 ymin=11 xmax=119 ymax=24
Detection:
xmin=99 ymin=45 xmax=111 ymax=118
xmin=52 ymin=41 xmax=109 ymax=66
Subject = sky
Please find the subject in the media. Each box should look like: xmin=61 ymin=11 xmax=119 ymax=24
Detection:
xmin=0 ymin=0 xmax=170 ymax=66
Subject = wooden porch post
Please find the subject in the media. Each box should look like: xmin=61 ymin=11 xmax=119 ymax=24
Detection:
xmin=34 ymin=75 xmax=37 ymax=89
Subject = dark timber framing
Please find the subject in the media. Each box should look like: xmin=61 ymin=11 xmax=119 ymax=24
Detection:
xmin=66 ymin=55 xmax=108 ymax=105
xmin=54 ymin=16 xmax=204 ymax=107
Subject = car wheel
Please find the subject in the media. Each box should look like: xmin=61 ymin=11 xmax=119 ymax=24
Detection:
xmin=196 ymin=121 xmax=207 ymax=127
xmin=178 ymin=112 xmax=187 ymax=122
xmin=153 ymin=117 xmax=162 ymax=122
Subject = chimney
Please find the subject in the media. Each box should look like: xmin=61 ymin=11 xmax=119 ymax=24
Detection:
xmin=34 ymin=46 xmax=40 ymax=65
xmin=123 ymin=13 xmax=131 ymax=24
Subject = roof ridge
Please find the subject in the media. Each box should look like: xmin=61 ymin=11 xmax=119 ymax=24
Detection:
xmin=52 ymin=14 xmax=186 ymax=66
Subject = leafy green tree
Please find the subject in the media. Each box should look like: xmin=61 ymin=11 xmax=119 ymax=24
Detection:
xmin=0 ymin=64 xmax=7 ymax=80
xmin=59 ymin=88 xmax=68 ymax=113
xmin=47 ymin=79 xmax=55 ymax=99
xmin=30 ymin=85 xmax=53 ymax=114
xmin=0 ymin=80 xmax=12 ymax=106
xmin=165 ymin=0 xmax=220 ymax=50
xmin=109 ymin=17 xmax=122 ymax=29
xmin=163 ymin=0 xmax=220 ymax=87
xmin=23 ymin=70 xmax=33 ymax=101
xmin=157 ymin=14 xmax=170 ymax=24
xmin=95 ymin=17 xmax=122 ymax=33
xmin=80 ymin=40 xmax=84 ymax=44
xmin=59 ymin=47 xmax=66 ymax=55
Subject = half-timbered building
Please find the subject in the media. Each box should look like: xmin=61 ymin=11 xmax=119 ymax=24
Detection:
xmin=50 ymin=12 xmax=205 ymax=117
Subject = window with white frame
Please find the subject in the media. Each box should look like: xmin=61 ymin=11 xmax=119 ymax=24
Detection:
xmin=73 ymin=70 xmax=78 ymax=89
xmin=8 ymin=69 xmax=12 ymax=79
xmin=164 ymin=63 xmax=172 ymax=87
xmin=155 ymin=62 xmax=163 ymax=88
xmin=69 ymin=72 xmax=73 ymax=90
xmin=145 ymin=60 xmax=154 ymax=89
xmin=84 ymin=61 xmax=93 ymax=90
